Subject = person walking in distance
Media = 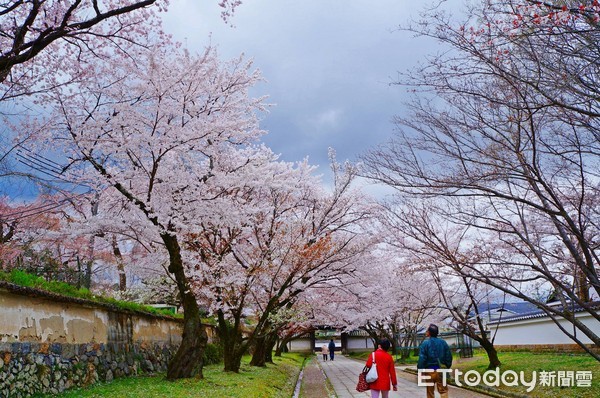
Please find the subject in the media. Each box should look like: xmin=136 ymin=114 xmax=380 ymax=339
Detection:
xmin=321 ymin=343 xmax=329 ymax=361
xmin=328 ymin=339 xmax=336 ymax=361
xmin=418 ymin=324 xmax=453 ymax=398
xmin=364 ymin=339 xmax=397 ymax=398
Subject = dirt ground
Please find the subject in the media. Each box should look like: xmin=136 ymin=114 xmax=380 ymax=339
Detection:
xmin=299 ymin=356 xmax=335 ymax=398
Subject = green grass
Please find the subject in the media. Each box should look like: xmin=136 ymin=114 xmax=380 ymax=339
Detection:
xmin=37 ymin=354 xmax=304 ymax=398
xmin=0 ymin=269 xmax=181 ymax=318
xmin=452 ymin=349 xmax=600 ymax=398
xmin=345 ymin=351 xmax=371 ymax=361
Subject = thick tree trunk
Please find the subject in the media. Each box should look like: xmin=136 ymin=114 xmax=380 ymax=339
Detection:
xmin=223 ymin=345 xmax=245 ymax=373
xmin=163 ymin=233 xmax=208 ymax=380
xmin=363 ymin=329 xmax=379 ymax=350
xmin=167 ymin=306 xmax=207 ymax=379
xmin=265 ymin=333 xmax=277 ymax=364
xmin=217 ymin=310 xmax=246 ymax=373
xmin=250 ymin=335 xmax=268 ymax=367
xmin=250 ymin=332 xmax=277 ymax=366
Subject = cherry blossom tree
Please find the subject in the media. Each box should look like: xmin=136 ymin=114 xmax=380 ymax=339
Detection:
xmin=362 ymin=0 xmax=600 ymax=360
xmin=0 ymin=1 xmax=243 ymax=199
xmin=188 ymin=156 xmax=374 ymax=371
xmin=339 ymin=256 xmax=401 ymax=352
xmin=0 ymin=0 xmax=243 ymax=101
xmin=245 ymin=159 xmax=374 ymax=367
xmin=376 ymin=200 xmax=505 ymax=368
xmin=335 ymin=249 xmax=442 ymax=357
xmin=55 ymin=192 xmax=165 ymax=290
xmin=273 ymin=307 xmax=316 ymax=357
xmin=0 ymin=198 xmax=17 ymax=246
xmin=14 ymin=42 xmax=267 ymax=378
xmin=186 ymin=156 xmax=315 ymax=372
xmin=0 ymin=1 xmax=161 ymax=102
xmin=0 ymin=195 xmax=81 ymax=277
xmin=392 ymin=275 xmax=441 ymax=360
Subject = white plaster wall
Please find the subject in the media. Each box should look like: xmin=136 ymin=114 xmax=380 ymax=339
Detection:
xmin=0 ymin=291 xmax=108 ymax=343
xmin=0 ymin=288 xmax=184 ymax=345
xmin=439 ymin=335 xmax=457 ymax=347
xmin=291 ymin=337 xmax=375 ymax=352
xmin=347 ymin=337 xmax=375 ymax=351
xmin=315 ymin=339 xmax=340 ymax=349
xmin=289 ymin=338 xmax=312 ymax=351
xmin=133 ymin=316 xmax=183 ymax=344
xmin=493 ymin=312 xmax=598 ymax=345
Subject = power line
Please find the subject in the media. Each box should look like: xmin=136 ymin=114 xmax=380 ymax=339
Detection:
xmin=1 ymin=192 xmax=91 ymax=223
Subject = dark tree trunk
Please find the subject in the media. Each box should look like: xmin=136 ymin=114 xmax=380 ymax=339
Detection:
xmin=361 ymin=328 xmax=379 ymax=350
xmin=341 ymin=332 xmax=348 ymax=355
xmin=480 ymin=339 xmax=501 ymax=370
xmin=217 ymin=309 xmax=247 ymax=373
xmin=264 ymin=333 xmax=278 ymax=364
xmin=465 ymin=327 xmax=501 ymax=370
xmin=0 ymin=220 xmax=15 ymax=243
xmin=399 ymin=330 xmax=416 ymax=360
xmin=400 ymin=343 xmax=411 ymax=360
xmin=275 ymin=336 xmax=291 ymax=357
xmin=163 ymin=233 xmax=208 ymax=380
xmin=251 ymin=332 xmax=277 ymax=364
xmin=223 ymin=345 xmax=245 ymax=373
xmin=84 ymin=259 xmax=93 ymax=289
xmin=112 ymin=235 xmax=127 ymax=291
xmin=250 ymin=335 xmax=267 ymax=367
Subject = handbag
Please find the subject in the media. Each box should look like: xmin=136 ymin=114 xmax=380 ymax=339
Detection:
xmin=356 ymin=371 xmax=370 ymax=392
xmin=365 ymin=352 xmax=378 ymax=383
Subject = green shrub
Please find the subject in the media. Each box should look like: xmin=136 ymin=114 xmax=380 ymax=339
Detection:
xmin=202 ymin=343 xmax=223 ymax=365
xmin=6 ymin=269 xmax=45 ymax=286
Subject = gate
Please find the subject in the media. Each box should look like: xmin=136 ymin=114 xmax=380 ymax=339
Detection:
xmin=455 ymin=332 xmax=474 ymax=358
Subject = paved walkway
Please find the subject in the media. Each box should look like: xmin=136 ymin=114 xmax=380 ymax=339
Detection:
xmin=318 ymin=355 xmax=489 ymax=398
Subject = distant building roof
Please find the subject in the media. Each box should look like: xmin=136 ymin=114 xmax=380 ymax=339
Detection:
xmin=488 ymin=301 xmax=600 ymax=325
xmin=474 ymin=302 xmax=539 ymax=317
xmin=346 ymin=329 xmax=371 ymax=337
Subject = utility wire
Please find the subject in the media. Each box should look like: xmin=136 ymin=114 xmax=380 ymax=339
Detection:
xmin=3 ymin=145 xmax=94 ymax=222
xmin=1 ymin=192 xmax=91 ymax=223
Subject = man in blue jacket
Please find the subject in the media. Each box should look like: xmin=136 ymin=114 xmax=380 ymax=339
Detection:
xmin=328 ymin=339 xmax=336 ymax=361
xmin=417 ymin=324 xmax=453 ymax=398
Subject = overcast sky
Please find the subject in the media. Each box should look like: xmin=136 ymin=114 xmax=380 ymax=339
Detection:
xmin=1 ymin=1 xmax=461 ymax=200
xmin=162 ymin=0 xmax=454 ymax=174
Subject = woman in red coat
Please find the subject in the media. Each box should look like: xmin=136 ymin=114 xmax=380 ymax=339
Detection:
xmin=364 ymin=339 xmax=398 ymax=398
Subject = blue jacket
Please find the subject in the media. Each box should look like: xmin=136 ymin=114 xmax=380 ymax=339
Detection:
xmin=328 ymin=341 xmax=335 ymax=352
xmin=417 ymin=337 xmax=452 ymax=369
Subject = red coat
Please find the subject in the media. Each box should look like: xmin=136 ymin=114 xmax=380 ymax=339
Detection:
xmin=365 ymin=348 xmax=397 ymax=391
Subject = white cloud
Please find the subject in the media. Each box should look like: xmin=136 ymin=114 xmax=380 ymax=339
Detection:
xmin=161 ymin=0 xmax=464 ymax=173
xmin=310 ymin=108 xmax=344 ymax=133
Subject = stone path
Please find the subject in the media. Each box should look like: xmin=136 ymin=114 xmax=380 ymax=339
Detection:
xmin=317 ymin=355 xmax=490 ymax=398
xmin=299 ymin=356 xmax=336 ymax=398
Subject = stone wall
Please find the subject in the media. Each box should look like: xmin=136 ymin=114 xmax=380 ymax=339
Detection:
xmin=0 ymin=281 xmax=185 ymax=397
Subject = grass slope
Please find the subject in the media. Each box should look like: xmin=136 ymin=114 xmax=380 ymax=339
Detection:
xmin=37 ymin=354 xmax=304 ymax=398
xmin=452 ymin=349 xmax=599 ymax=398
